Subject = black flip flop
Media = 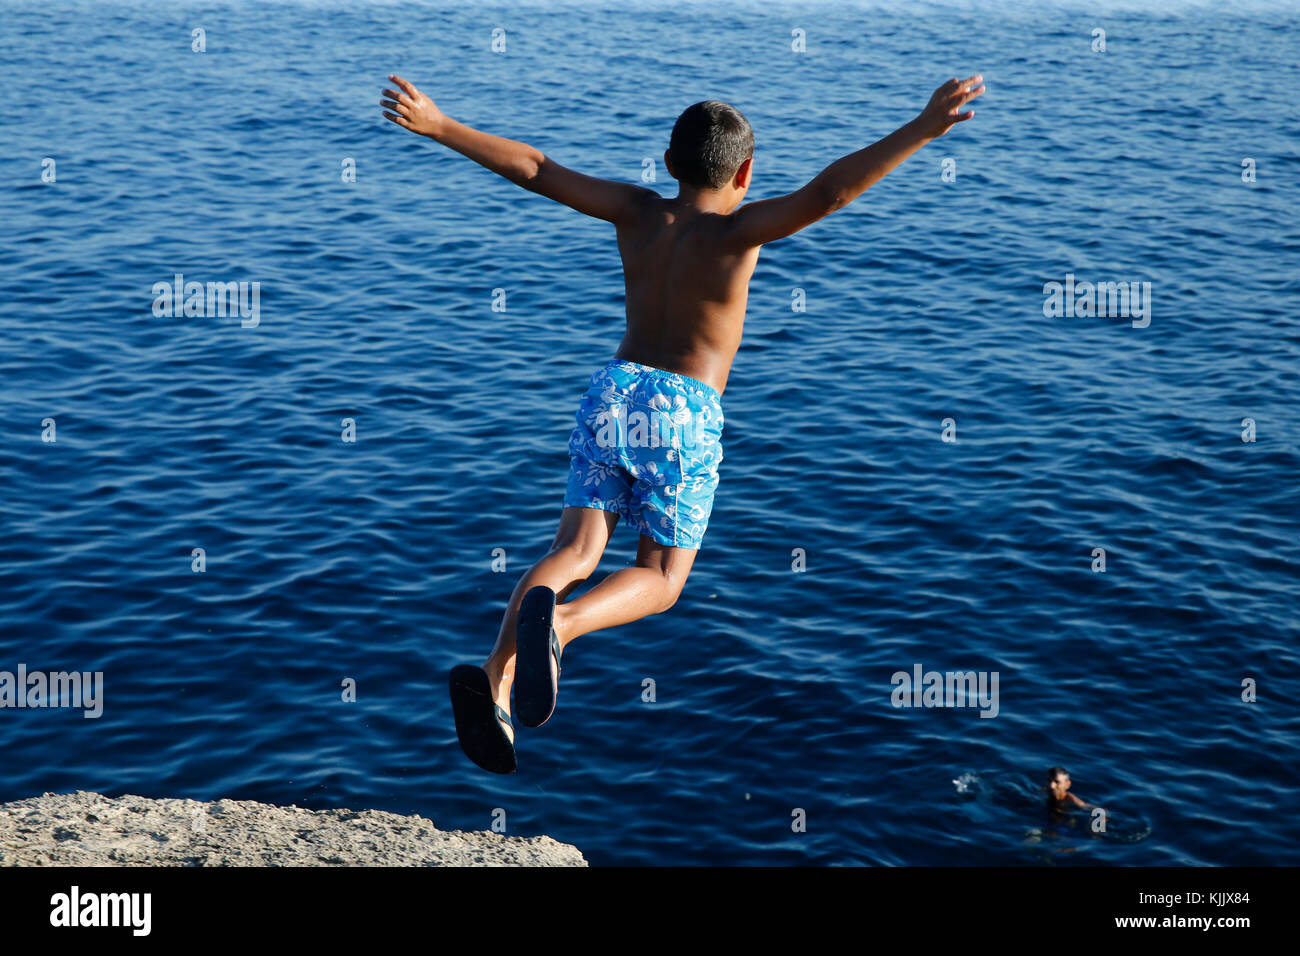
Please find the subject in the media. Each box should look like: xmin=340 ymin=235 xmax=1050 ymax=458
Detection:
xmin=449 ymin=664 xmax=516 ymax=774
xmin=515 ymin=585 xmax=562 ymax=727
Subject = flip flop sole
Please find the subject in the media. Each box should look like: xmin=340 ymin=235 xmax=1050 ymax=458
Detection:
xmin=515 ymin=586 xmax=559 ymax=728
xmin=449 ymin=664 xmax=516 ymax=774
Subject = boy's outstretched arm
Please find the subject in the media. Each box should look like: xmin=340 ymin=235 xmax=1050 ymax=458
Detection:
xmin=725 ymin=74 xmax=985 ymax=250
xmin=381 ymin=75 xmax=653 ymax=224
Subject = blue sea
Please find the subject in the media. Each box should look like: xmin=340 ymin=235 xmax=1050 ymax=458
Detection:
xmin=2 ymin=0 xmax=1298 ymax=866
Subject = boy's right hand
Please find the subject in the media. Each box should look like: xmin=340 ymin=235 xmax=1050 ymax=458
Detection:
xmin=916 ymin=75 xmax=985 ymax=138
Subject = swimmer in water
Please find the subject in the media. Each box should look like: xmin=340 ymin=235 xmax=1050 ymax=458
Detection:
xmin=1044 ymin=766 xmax=1101 ymax=814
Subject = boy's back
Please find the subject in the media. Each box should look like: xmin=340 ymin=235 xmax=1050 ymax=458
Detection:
xmin=613 ymin=195 xmax=761 ymax=394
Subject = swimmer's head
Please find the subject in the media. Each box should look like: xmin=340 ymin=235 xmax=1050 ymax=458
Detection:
xmin=1047 ymin=766 xmax=1071 ymax=796
xmin=666 ymin=101 xmax=754 ymax=200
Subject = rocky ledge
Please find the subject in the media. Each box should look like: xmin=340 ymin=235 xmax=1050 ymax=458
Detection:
xmin=0 ymin=790 xmax=586 ymax=867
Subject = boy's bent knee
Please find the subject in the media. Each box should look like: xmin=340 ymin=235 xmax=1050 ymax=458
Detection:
xmin=657 ymin=569 xmax=688 ymax=613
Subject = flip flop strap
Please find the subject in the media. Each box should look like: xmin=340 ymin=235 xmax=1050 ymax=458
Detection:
xmin=551 ymin=629 xmax=562 ymax=675
xmin=494 ymin=702 xmax=511 ymax=725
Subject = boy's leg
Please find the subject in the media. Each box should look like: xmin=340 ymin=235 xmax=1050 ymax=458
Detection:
xmin=483 ymin=505 xmax=617 ymax=731
xmin=551 ymin=533 xmax=698 ymax=647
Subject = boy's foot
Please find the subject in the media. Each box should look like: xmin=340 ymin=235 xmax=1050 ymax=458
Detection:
xmin=515 ymin=585 xmax=562 ymax=727
xmin=449 ymin=664 xmax=516 ymax=774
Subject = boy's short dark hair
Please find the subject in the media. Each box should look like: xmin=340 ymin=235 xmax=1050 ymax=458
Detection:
xmin=1047 ymin=766 xmax=1068 ymax=781
xmin=668 ymin=101 xmax=754 ymax=190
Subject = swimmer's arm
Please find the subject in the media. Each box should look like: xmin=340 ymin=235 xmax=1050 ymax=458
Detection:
xmin=380 ymin=76 xmax=653 ymax=224
xmin=724 ymin=75 xmax=985 ymax=250
xmin=1069 ymin=793 xmax=1095 ymax=810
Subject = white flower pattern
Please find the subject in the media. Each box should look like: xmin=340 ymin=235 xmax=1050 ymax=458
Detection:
xmin=564 ymin=359 xmax=724 ymax=549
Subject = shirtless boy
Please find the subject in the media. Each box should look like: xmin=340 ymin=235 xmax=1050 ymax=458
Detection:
xmin=1045 ymin=766 xmax=1100 ymax=813
xmin=380 ymin=72 xmax=986 ymax=773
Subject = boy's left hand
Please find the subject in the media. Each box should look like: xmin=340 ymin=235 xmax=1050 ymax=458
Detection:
xmin=381 ymin=75 xmax=445 ymax=138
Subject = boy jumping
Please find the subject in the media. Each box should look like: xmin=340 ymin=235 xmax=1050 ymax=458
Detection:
xmin=380 ymin=72 xmax=986 ymax=773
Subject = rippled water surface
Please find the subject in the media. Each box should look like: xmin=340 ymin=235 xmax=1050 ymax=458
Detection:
xmin=2 ymin=0 xmax=1298 ymax=865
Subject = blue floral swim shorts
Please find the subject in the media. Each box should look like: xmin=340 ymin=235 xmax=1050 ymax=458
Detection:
xmin=564 ymin=359 xmax=725 ymax=550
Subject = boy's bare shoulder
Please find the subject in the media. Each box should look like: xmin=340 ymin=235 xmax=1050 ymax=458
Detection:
xmin=619 ymin=186 xmax=665 ymax=223
xmin=619 ymin=190 xmax=750 ymax=247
